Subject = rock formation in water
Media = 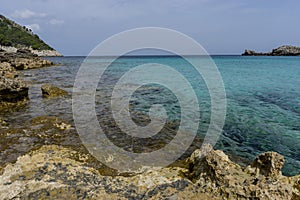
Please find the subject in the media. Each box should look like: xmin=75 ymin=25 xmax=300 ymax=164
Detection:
xmin=0 ymin=49 xmax=56 ymax=109
xmin=41 ymin=84 xmax=68 ymax=98
xmin=242 ymin=45 xmax=300 ymax=56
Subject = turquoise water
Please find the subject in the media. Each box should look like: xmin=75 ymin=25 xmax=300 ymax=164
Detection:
xmin=5 ymin=55 xmax=300 ymax=175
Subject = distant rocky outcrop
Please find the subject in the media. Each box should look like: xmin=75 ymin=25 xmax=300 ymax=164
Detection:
xmin=0 ymin=15 xmax=62 ymax=56
xmin=242 ymin=45 xmax=300 ymax=56
xmin=0 ymin=45 xmax=62 ymax=57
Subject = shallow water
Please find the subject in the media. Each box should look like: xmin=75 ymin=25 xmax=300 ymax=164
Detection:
xmin=1 ymin=55 xmax=299 ymax=175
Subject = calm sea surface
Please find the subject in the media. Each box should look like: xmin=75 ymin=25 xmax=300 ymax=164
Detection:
xmin=3 ymin=55 xmax=300 ymax=175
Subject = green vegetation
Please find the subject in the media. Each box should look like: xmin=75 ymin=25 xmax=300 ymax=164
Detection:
xmin=0 ymin=15 xmax=53 ymax=50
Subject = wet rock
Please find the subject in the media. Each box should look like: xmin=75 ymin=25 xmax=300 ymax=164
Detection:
xmin=0 ymin=49 xmax=55 ymax=108
xmin=0 ymin=76 xmax=28 ymax=103
xmin=0 ymin=117 xmax=8 ymax=127
xmin=41 ymin=84 xmax=68 ymax=98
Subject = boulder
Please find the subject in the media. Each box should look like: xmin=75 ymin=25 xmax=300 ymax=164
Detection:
xmin=0 ymin=62 xmax=18 ymax=78
xmin=41 ymin=84 xmax=68 ymax=98
xmin=0 ymin=76 xmax=28 ymax=102
xmin=251 ymin=151 xmax=285 ymax=178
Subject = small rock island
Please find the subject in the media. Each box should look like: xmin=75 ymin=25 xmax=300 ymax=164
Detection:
xmin=242 ymin=45 xmax=300 ymax=56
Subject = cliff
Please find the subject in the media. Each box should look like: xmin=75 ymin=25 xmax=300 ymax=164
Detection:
xmin=0 ymin=15 xmax=62 ymax=56
xmin=242 ymin=45 xmax=300 ymax=56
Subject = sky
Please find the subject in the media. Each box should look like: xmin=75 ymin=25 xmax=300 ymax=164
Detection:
xmin=1 ymin=0 xmax=300 ymax=56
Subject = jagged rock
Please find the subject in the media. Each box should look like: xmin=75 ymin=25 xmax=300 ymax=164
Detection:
xmin=251 ymin=152 xmax=285 ymax=178
xmin=0 ymin=51 xmax=54 ymax=70
xmin=242 ymin=49 xmax=258 ymax=56
xmin=186 ymin=144 xmax=299 ymax=199
xmin=0 ymin=76 xmax=28 ymax=102
xmin=0 ymin=62 xmax=18 ymax=78
xmin=242 ymin=45 xmax=300 ymax=56
xmin=0 ymin=145 xmax=215 ymax=199
xmin=271 ymin=45 xmax=300 ymax=56
xmin=0 ymin=142 xmax=299 ymax=199
xmin=0 ymin=59 xmax=28 ymax=104
xmin=41 ymin=84 xmax=68 ymax=98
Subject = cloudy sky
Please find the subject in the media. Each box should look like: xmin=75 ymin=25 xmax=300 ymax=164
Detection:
xmin=1 ymin=0 xmax=300 ymax=55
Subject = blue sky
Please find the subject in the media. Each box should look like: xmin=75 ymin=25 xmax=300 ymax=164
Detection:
xmin=1 ymin=0 xmax=300 ymax=55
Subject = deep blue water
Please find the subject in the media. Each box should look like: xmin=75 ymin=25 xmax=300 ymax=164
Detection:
xmin=4 ymin=55 xmax=300 ymax=175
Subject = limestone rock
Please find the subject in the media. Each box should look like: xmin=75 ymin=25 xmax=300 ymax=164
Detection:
xmin=0 ymin=62 xmax=18 ymax=78
xmin=41 ymin=84 xmax=68 ymax=98
xmin=31 ymin=49 xmax=62 ymax=57
xmin=186 ymin=145 xmax=299 ymax=199
xmin=242 ymin=49 xmax=258 ymax=56
xmin=0 ymin=140 xmax=299 ymax=199
xmin=242 ymin=45 xmax=300 ymax=56
xmin=0 ymin=50 xmax=54 ymax=70
xmin=0 ymin=76 xmax=28 ymax=102
xmin=251 ymin=151 xmax=285 ymax=178
xmin=271 ymin=45 xmax=300 ymax=56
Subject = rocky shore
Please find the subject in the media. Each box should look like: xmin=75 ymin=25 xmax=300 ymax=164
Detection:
xmin=0 ymin=49 xmax=55 ymax=110
xmin=242 ymin=45 xmax=300 ymax=56
xmin=0 ymin=45 xmax=62 ymax=57
xmin=0 ymin=136 xmax=299 ymax=199
xmin=0 ymin=52 xmax=300 ymax=199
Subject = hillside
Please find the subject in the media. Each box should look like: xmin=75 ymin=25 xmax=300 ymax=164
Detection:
xmin=0 ymin=15 xmax=61 ymax=56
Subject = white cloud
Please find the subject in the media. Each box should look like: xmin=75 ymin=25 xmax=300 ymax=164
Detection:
xmin=25 ymin=24 xmax=40 ymax=32
xmin=49 ymin=19 xmax=64 ymax=25
xmin=12 ymin=9 xmax=47 ymax=19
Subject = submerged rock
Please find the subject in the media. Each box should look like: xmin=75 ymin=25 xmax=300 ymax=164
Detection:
xmin=41 ymin=84 xmax=68 ymax=98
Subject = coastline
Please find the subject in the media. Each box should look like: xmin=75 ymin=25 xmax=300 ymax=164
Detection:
xmin=0 ymin=54 xmax=300 ymax=199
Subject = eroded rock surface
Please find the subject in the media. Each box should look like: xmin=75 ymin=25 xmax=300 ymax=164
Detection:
xmin=0 ymin=142 xmax=299 ymax=200
xmin=41 ymin=84 xmax=68 ymax=98
xmin=242 ymin=45 xmax=300 ymax=56
xmin=0 ymin=50 xmax=56 ymax=110
xmin=0 ymin=50 xmax=54 ymax=70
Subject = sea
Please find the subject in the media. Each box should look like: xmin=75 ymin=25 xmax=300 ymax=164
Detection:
xmin=3 ymin=55 xmax=300 ymax=176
